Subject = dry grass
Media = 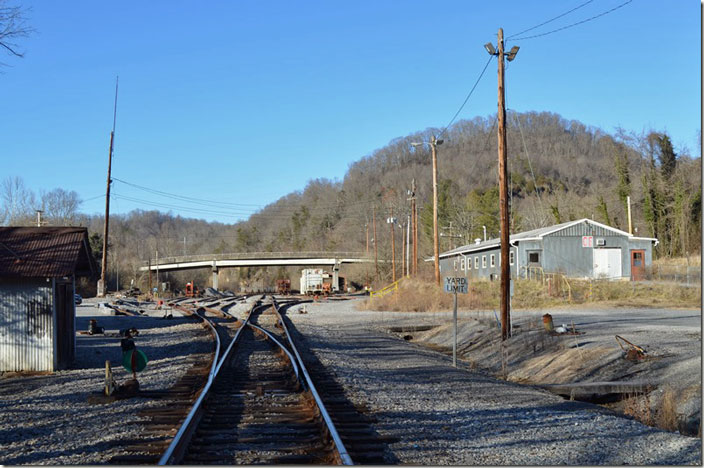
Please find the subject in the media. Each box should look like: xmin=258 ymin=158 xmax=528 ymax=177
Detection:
xmin=623 ymin=391 xmax=654 ymax=426
xmin=657 ymin=386 xmax=680 ymax=431
xmin=362 ymin=276 xmax=700 ymax=312
xmin=654 ymin=254 xmax=701 ymax=267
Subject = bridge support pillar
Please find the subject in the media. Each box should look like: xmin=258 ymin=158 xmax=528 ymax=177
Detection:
xmin=212 ymin=262 xmax=219 ymax=291
xmin=332 ymin=261 xmax=340 ymax=292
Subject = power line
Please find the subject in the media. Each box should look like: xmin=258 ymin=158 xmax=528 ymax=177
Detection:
xmin=506 ymin=0 xmax=595 ymax=40
xmin=508 ymin=0 xmax=633 ymax=41
xmin=438 ymin=55 xmax=495 ymax=139
xmin=112 ymin=177 xmax=383 ymax=213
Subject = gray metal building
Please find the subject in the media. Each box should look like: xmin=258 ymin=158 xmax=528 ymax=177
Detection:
xmin=0 ymin=227 xmax=97 ymax=372
xmin=439 ymin=219 xmax=657 ymax=281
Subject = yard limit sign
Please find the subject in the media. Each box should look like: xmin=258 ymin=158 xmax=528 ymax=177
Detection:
xmin=444 ymin=276 xmax=468 ymax=367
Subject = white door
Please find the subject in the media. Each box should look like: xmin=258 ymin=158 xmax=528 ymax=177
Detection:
xmin=593 ymin=248 xmax=622 ymax=279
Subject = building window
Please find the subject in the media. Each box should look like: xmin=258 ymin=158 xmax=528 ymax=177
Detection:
xmin=474 ymin=257 xmax=479 ymax=269
xmin=529 ymin=252 xmax=540 ymax=264
xmin=482 ymin=255 xmax=487 ymax=268
xmin=490 ymin=254 xmax=495 ymax=267
xmin=509 ymin=251 xmax=515 ymax=265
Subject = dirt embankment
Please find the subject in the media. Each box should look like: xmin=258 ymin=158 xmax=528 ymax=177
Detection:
xmin=385 ymin=307 xmax=701 ymax=437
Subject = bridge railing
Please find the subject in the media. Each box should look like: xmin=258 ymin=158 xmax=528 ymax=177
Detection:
xmin=144 ymin=251 xmax=369 ymax=266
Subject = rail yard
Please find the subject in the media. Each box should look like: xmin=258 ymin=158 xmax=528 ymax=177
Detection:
xmin=0 ymin=293 xmax=699 ymax=465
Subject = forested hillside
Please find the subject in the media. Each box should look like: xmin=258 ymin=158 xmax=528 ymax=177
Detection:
xmin=2 ymin=111 xmax=700 ymax=291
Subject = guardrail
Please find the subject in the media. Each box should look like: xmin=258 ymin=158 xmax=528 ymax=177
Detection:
xmin=144 ymin=251 xmax=369 ymax=267
xmin=369 ymin=278 xmax=406 ymax=299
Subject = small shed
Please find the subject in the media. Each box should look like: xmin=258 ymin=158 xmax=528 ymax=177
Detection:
xmin=0 ymin=227 xmax=97 ymax=372
xmin=439 ymin=219 xmax=657 ymax=281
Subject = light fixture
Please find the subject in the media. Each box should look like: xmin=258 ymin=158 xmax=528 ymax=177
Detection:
xmin=506 ymin=46 xmax=520 ymax=62
xmin=484 ymin=42 xmax=496 ymax=55
xmin=436 ymin=139 xmax=444 ymax=145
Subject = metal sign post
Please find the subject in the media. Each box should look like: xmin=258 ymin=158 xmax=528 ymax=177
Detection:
xmin=444 ymin=277 xmax=468 ymax=367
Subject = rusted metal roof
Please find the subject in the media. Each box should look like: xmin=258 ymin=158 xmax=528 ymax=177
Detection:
xmin=0 ymin=227 xmax=98 ymax=278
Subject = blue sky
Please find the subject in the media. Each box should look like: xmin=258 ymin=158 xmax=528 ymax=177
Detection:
xmin=0 ymin=0 xmax=700 ymax=223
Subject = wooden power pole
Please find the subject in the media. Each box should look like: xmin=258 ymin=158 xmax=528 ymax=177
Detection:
xmin=431 ymin=135 xmax=442 ymax=285
xmin=410 ymin=178 xmax=417 ymax=276
xmin=497 ymin=28 xmax=511 ymax=340
xmin=390 ymin=206 xmax=396 ymax=283
xmin=99 ymin=77 xmax=118 ymax=297
xmin=373 ymin=205 xmax=379 ymax=282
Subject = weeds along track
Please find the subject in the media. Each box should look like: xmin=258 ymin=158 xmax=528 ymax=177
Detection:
xmin=157 ymin=296 xmax=351 ymax=465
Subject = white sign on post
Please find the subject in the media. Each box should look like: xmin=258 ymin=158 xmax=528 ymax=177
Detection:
xmin=444 ymin=276 xmax=468 ymax=294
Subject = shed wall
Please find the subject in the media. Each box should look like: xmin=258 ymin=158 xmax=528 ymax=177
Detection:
xmin=0 ymin=277 xmax=54 ymax=372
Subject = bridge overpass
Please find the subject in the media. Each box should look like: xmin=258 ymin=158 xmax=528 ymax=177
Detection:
xmin=139 ymin=251 xmax=371 ymax=291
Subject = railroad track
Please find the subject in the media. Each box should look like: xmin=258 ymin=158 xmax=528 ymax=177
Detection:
xmin=156 ymin=296 xmax=351 ymax=465
xmin=112 ymin=295 xmax=393 ymax=465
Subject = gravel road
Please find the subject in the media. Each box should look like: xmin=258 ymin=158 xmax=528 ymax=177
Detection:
xmin=286 ymin=298 xmax=702 ymax=465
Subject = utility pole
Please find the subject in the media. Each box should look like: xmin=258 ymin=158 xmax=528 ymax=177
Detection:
xmin=401 ymin=217 xmax=406 ymax=279
xmin=486 ymin=28 xmax=519 ymax=341
xmin=373 ymin=205 xmax=379 ymax=282
xmin=431 ymin=135 xmax=442 ymax=285
xmin=406 ymin=213 xmax=411 ymax=277
xmin=389 ymin=206 xmax=396 ymax=283
xmin=99 ymin=76 xmax=119 ymax=297
xmin=365 ymin=222 xmax=369 ymax=255
xmin=407 ymin=179 xmax=418 ymax=276
xmin=627 ymin=195 xmax=633 ymax=235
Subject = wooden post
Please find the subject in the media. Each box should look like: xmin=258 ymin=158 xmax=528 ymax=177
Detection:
xmin=431 ymin=136 xmax=441 ymax=285
xmin=497 ymin=28 xmax=511 ymax=341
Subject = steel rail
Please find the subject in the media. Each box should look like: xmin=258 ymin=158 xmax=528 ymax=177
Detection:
xmin=271 ymin=298 xmax=354 ymax=465
xmin=247 ymin=323 xmax=300 ymax=381
xmin=157 ymin=300 xmax=258 ymax=465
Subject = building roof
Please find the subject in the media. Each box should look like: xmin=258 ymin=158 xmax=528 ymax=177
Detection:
xmin=439 ymin=218 xmax=657 ymax=259
xmin=0 ymin=227 xmax=98 ymax=278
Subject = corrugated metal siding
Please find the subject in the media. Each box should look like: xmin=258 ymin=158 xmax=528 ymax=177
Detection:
xmin=545 ymin=221 xmax=621 ymax=238
xmin=0 ymin=277 xmax=54 ymax=372
xmin=440 ymin=246 xmax=518 ymax=281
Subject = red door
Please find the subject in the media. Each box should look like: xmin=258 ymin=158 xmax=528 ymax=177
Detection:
xmin=630 ymin=250 xmax=645 ymax=281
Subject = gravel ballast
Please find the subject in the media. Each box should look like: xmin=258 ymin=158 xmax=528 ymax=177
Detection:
xmin=0 ymin=296 xmax=699 ymax=465
xmin=0 ymin=304 xmax=212 ymax=465
xmin=287 ymin=299 xmax=702 ymax=465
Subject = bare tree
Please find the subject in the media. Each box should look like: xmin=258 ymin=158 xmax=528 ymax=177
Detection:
xmin=39 ymin=188 xmax=82 ymax=225
xmin=0 ymin=1 xmax=33 ymax=66
xmin=0 ymin=175 xmax=35 ymax=225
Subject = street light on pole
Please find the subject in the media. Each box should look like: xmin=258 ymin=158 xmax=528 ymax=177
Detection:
xmin=486 ymin=28 xmax=519 ymax=341
xmin=411 ymin=136 xmax=444 ymax=285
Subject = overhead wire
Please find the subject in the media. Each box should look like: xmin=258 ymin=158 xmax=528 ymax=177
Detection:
xmin=112 ymin=177 xmax=383 ymax=214
xmin=438 ymin=55 xmax=495 ymax=140
xmin=505 ymin=0 xmax=595 ymax=40
xmin=508 ymin=0 xmax=633 ymax=42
